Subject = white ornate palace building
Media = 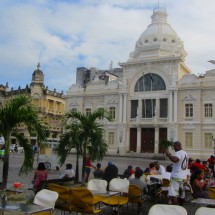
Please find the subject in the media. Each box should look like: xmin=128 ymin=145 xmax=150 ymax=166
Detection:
xmin=66 ymin=9 xmax=215 ymax=160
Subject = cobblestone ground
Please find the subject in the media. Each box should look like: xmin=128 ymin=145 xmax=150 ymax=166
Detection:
xmin=0 ymin=152 xmax=208 ymax=214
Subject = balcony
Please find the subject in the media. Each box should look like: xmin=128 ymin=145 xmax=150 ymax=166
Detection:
xmin=130 ymin=117 xmax=168 ymax=124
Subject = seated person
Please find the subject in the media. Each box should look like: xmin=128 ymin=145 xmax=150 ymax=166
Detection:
xmin=60 ymin=163 xmax=75 ymax=179
xmin=143 ymin=166 xmax=150 ymax=174
xmin=123 ymin=165 xmax=134 ymax=179
xmin=190 ymin=165 xmax=198 ymax=175
xmin=188 ymin=158 xmax=195 ymax=169
xmin=208 ymin=155 xmax=215 ymax=178
xmin=129 ymin=167 xmax=147 ymax=213
xmin=93 ymin=163 xmax=104 ymax=179
xmin=129 ymin=167 xmax=147 ymax=196
xmin=149 ymin=162 xmax=157 ymax=175
xmin=103 ymin=162 xmax=118 ymax=190
xmin=154 ymin=161 xmax=165 ymax=175
xmin=190 ymin=169 xmax=209 ymax=199
xmin=202 ymin=161 xmax=210 ymax=179
xmin=193 ymin=159 xmax=204 ymax=170
xmin=161 ymin=164 xmax=172 ymax=180
xmin=33 ymin=162 xmax=48 ymax=193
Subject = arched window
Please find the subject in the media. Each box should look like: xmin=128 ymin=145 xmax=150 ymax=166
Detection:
xmin=134 ymin=73 xmax=166 ymax=92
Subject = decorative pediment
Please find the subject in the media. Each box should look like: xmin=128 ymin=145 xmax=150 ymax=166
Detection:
xmin=202 ymin=96 xmax=215 ymax=101
xmin=183 ymin=123 xmax=195 ymax=130
xmin=107 ymin=99 xmax=118 ymax=105
xmin=67 ymin=84 xmax=84 ymax=94
xmin=84 ymin=101 xmax=93 ymax=107
xmin=69 ymin=102 xmax=79 ymax=107
xmin=182 ymin=94 xmax=195 ymax=101
xmin=178 ymin=74 xmax=200 ymax=84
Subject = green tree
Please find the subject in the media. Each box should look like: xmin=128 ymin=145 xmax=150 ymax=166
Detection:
xmin=57 ymin=109 xmax=111 ymax=184
xmin=0 ymin=95 xmax=47 ymax=188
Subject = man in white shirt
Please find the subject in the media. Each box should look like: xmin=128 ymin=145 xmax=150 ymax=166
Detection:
xmin=60 ymin=163 xmax=75 ymax=179
xmin=165 ymin=141 xmax=188 ymax=205
xmin=155 ymin=161 xmax=166 ymax=175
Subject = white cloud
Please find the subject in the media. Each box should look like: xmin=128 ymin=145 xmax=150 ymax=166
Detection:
xmin=0 ymin=0 xmax=215 ymax=92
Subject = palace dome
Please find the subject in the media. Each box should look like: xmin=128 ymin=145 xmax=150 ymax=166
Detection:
xmin=129 ymin=9 xmax=187 ymax=61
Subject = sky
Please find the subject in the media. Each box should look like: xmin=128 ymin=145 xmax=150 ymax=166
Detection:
xmin=0 ymin=0 xmax=215 ymax=93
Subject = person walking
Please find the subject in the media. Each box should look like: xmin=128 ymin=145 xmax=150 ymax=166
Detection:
xmin=165 ymin=141 xmax=188 ymax=205
xmin=84 ymin=155 xmax=96 ymax=183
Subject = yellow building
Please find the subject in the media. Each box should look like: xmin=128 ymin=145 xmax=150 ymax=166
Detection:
xmin=0 ymin=63 xmax=65 ymax=145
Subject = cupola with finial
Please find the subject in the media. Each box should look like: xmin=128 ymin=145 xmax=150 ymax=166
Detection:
xmin=31 ymin=62 xmax=44 ymax=86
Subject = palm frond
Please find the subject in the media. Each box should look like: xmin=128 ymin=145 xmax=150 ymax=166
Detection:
xmin=0 ymin=95 xmax=48 ymax=187
xmin=12 ymin=130 xmax=34 ymax=175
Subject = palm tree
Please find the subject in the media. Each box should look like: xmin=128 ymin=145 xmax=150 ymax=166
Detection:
xmin=0 ymin=95 xmax=47 ymax=188
xmin=57 ymin=109 xmax=111 ymax=184
xmin=58 ymin=123 xmax=81 ymax=182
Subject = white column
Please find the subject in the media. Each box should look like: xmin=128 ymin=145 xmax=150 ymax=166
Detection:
xmin=123 ymin=94 xmax=127 ymax=123
xmin=119 ymin=94 xmax=123 ymax=123
xmin=174 ymin=91 xmax=178 ymax=123
xmin=169 ymin=91 xmax=173 ymax=122
xmin=155 ymin=98 xmax=159 ymax=118
xmin=137 ymin=127 xmax=141 ymax=152
xmin=138 ymin=99 xmax=142 ymax=119
xmin=154 ymin=127 xmax=159 ymax=153
xmin=126 ymin=127 xmax=129 ymax=153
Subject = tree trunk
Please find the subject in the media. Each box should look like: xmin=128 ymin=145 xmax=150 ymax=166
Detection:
xmin=75 ymin=151 xmax=79 ymax=183
xmin=81 ymin=143 xmax=87 ymax=185
xmin=2 ymin=155 xmax=9 ymax=188
xmin=81 ymin=154 xmax=86 ymax=186
xmin=2 ymin=133 xmax=10 ymax=188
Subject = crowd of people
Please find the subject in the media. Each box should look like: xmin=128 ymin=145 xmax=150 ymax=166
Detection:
xmin=187 ymin=155 xmax=215 ymax=200
xmin=1 ymin=129 xmax=214 ymax=206
xmin=31 ymin=141 xmax=215 ymax=207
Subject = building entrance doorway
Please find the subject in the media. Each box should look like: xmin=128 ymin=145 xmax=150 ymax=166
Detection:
xmin=130 ymin=128 xmax=137 ymax=152
xmin=159 ymin=128 xmax=168 ymax=153
xmin=141 ymin=128 xmax=155 ymax=153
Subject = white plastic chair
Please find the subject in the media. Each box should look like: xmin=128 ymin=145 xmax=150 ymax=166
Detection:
xmin=109 ymin=178 xmax=129 ymax=193
xmin=195 ymin=207 xmax=215 ymax=215
xmin=34 ymin=189 xmax=59 ymax=210
xmin=87 ymin=179 xmax=108 ymax=193
xmin=148 ymin=204 xmax=187 ymax=215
